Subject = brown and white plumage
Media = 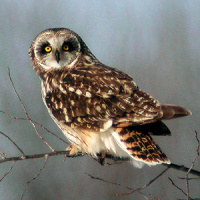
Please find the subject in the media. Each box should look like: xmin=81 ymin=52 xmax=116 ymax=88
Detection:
xmin=29 ymin=28 xmax=191 ymax=167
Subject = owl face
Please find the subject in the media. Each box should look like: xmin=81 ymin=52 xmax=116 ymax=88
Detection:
xmin=29 ymin=28 xmax=82 ymax=70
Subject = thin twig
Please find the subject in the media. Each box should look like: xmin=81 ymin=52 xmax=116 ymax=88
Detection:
xmin=0 ymin=162 xmax=16 ymax=182
xmin=0 ymin=111 xmax=26 ymax=121
xmin=0 ymin=131 xmax=25 ymax=157
xmin=0 ymin=111 xmax=69 ymax=145
xmin=179 ymin=177 xmax=200 ymax=180
xmin=86 ymin=167 xmax=169 ymax=197
xmin=137 ymin=190 xmax=160 ymax=200
xmin=20 ymin=155 xmax=49 ymax=200
xmin=33 ymin=120 xmax=69 ymax=145
xmin=186 ymin=131 xmax=200 ymax=200
xmin=168 ymin=177 xmax=187 ymax=196
xmin=31 ymin=122 xmax=55 ymax=152
xmin=116 ymin=167 xmax=169 ymax=196
xmin=7 ymin=68 xmax=55 ymax=152
xmin=7 ymin=67 xmax=28 ymax=117
xmin=85 ymin=172 xmax=131 ymax=189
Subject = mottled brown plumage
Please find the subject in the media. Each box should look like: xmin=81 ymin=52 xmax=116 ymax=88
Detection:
xmin=29 ymin=28 xmax=191 ymax=167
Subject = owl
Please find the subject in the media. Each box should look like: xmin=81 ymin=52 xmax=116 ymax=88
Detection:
xmin=29 ymin=28 xmax=191 ymax=167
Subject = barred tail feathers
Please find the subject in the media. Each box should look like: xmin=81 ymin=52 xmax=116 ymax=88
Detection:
xmin=113 ymin=126 xmax=171 ymax=166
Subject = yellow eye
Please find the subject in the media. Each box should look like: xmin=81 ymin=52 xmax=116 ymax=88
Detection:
xmin=44 ymin=46 xmax=52 ymax=53
xmin=62 ymin=44 xmax=69 ymax=51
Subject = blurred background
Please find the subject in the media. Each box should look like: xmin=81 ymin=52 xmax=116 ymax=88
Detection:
xmin=0 ymin=0 xmax=200 ymax=199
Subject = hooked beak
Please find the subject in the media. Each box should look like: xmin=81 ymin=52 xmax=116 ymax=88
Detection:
xmin=55 ymin=50 xmax=60 ymax=63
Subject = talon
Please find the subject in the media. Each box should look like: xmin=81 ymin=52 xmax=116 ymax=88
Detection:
xmin=98 ymin=157 xmax=106 ymax=166
xmin=64 ymin=144 xmax=84 ymax=160
xmin=97 ymin=151 xmax=107 ymax=166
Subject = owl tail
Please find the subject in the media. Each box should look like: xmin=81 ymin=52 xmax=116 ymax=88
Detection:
xmin=161 ymin=104 xmax=192 ymax=120
xmin=113 ymin=122 xmax=171 ymax=165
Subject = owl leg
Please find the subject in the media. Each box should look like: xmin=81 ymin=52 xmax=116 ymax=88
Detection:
xmin=97 ymin=151 xmax=107 ymax=166
xmin=65 ymin=144 xmax=83 ymax=157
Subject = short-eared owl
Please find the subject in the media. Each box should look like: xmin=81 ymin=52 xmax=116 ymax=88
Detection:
xmin=29 ymin=28 xmax=191 ymax=167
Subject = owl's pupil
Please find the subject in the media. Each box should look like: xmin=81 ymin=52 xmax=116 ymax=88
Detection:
xmin=63 ymin=44 xmax=69 ymax=51
xmin=44 ymin=46 xmax=52 ymax=53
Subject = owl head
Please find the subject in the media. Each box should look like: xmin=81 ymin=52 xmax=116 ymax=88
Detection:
xmin=29 ymin=28 xmax=88 ymax=72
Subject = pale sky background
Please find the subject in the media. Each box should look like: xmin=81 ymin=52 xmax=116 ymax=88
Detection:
xmin=0 ymin=1 xmax=200 ymax=199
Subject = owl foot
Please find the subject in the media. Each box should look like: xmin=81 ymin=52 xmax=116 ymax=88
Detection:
xmin=97 ymin=151 xmax=107 ymax=166
xmin=64 ymin=144 xmax=83 ymax=160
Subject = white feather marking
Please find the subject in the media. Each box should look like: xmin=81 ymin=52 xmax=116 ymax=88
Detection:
xmin=68 ymin=87 xmax=75 ymax=92
xmin=70 ymin=100 xmax=75 ymax=106
xmin=76 ymin=89 xmax=82 ymax=95
xmin=85 ymin=91 xmax=92 ymax=98
xmin=95 ymin=105 xmax=101 ymax=112
xmin=100 ymin=119 xmax=113 ymax=132
xmin=65 ymin=115 xmax=70 ymax=122
xmin=63 ymin=108 xmax=67 ymax=114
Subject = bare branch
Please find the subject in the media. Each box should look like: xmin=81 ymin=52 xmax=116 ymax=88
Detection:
xmin=31 ymin=122 xmax=56 ymax=152
xmin=185 ymin=131 xmax=200 ymax=200
xmin=179 ymin=177 xmax=200 ymax=180
xmin=0 ymin=150 xmax=83 ymax=164
xmin=162 ymin=163 xmax=200 ymax=177
xmin=0 ymin=131 xmax=25 ymax=157
xmin=116 ymin=167 xmax=169 ymax=196
xmin=137 ymin=191 xmax=160 ymax=200
xmin=7 ymin=67 xmax=28 ymax=118
xmin=168 ymin=177 xmax=187 ymax=196
xmin=86 ymin=167 xmax=169 ymax=197
xmin=0 ymin=162 xmax=16 ymax=182
xmin=0 ymin=110 xmax=26 ymax=121
xmin=85 ymin=172 xmax=131 ymax=189
xmin=21 ymin=155 xmax=49 ymax=200
xmin=7 ymin=67 xmax=55 ymax=152
xmin=33 ymin=119 xmax=69 ymax=145
xmin=0 ymin=111 xmax=69 ymax=146
xmin=168 ymin=132 xmax=200 ymax=200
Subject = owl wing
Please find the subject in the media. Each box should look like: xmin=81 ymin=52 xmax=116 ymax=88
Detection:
xmin=46 ymin=65 xmax=163 ymax=131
